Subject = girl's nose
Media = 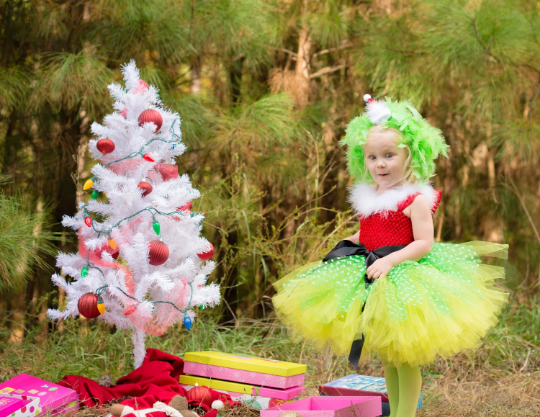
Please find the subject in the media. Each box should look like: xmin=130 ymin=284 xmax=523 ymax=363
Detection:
xmin=377 ymin=160 xmax=386 ymax=168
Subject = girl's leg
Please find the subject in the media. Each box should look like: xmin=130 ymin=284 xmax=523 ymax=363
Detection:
xmin=383 ymin=362 xmax=399 ymax=417
xmin=395 ymin=363 xmax=422 ymax=417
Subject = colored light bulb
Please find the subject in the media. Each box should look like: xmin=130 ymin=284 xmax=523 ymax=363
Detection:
xmin=184 ymin=316 xmax=192 ymax=330
xmin=108 ymin=239 xmax=117 ymax=250
xmin=97 ymin=298 xmax=105 ymax=315
xmin=124 ymin=305 xmax=137 ymax=316
xmin=84 ymin=216 xmax=92 ymax=227
xmin=91 ymin=190 xmax=99 ymax=200
xmin=83 ymin=179 xmax=94 ymax=190
xmin=199 ymin=305 xmax=204 ymax=311
xmin=152 ymin=220 xmax=161 ymax=235
xmin=81 ymin=267 xmax=89 ymax=278
xmin=143 ymin=153 xmax=155 ymax=162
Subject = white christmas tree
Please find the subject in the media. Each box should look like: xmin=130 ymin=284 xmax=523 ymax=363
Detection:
xmin=48 ymin=61 xmax=221 ymax=368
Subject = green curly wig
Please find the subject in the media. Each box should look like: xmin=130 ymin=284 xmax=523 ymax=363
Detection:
xmin=341 ymin=97 xmax=449 ymax=183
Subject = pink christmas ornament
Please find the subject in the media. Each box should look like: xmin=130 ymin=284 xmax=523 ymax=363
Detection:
xmin=137 ymin=181 xmax=153 ymax=197
xmin=133 ymin=79 xmax=149 ymax=95
xmin=93 ymin=243 xmax=119 ymax=261
xmin=148 ymin=240 xmax=169 ymax=265
xmin=186 ymin=386 xmax=213 ymax=407
xmin=97 ymin=138 xmax=115 ymax=155
xmin=138 ymin=109 xmax=163 ymax=133
xmin=198 ymin=243 xmax=215 ymax=260
xmin=155 ymin=163 xmax=179 ymax=181
xmin=78 ymin=293 xmax=101 ymax=319
xmin=177 ymin=201 xmax=192 ymax=213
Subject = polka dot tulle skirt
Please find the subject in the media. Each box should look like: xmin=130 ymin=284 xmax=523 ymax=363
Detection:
xmin=272 ymin=241 xmax=509 ymax=366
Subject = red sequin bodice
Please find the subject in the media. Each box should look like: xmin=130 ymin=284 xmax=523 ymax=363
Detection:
xmin=359 ymin=191 xmax=441 ymax=251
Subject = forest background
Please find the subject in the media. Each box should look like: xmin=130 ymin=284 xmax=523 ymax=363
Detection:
xmin=1 ymin=0 xmax=539 ymax=416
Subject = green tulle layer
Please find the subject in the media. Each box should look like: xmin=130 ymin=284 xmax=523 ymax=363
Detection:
xmin=273 ymin=241 xmax=509 ymax=366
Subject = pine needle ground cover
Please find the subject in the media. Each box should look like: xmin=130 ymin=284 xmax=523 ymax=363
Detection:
xmin=1 ymin=304 xmax=539 ymax=417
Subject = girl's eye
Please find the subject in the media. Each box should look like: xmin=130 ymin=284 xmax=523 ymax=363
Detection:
xmin=386 ymin=153 xmax=393 ymax=158
xmin=369 ymin=155 xmax=376 ymax=160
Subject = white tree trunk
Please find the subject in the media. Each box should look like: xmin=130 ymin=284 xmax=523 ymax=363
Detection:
xmin=132 ymin=328 xmax=147 ymax=368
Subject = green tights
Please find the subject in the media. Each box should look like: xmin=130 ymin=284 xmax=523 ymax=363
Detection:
xmin=383 ymin=362 xmax=422 ymax=417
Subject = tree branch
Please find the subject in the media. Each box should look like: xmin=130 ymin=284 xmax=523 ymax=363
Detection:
xmin=312 ymin=43 xmax=354 ymax=58
xmin=310 ymin=64 xmax=347 ymax=79
xmin=268 ymin=46 xmax=298 ymax=59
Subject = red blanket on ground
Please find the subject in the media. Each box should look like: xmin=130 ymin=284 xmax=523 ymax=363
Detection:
xmin=57 ymin=348 xmax=237 ymax=416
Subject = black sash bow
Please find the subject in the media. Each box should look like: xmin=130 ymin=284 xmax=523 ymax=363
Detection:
xmin=322 ymin=240 xmax=406 ymax=367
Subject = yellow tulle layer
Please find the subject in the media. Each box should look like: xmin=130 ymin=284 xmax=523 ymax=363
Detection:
xmin=273 ymin=241 xmax=509 ymax=367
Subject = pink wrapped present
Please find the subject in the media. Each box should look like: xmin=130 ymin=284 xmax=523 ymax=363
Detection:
xmin=179 ymin=375 xmax=304 ymax=400
xmin=260 ymin=396 xmax=382 ymax=417
xmin=183 ymin=362 xmax=305 ymax=389
xmin=0 ymin=394 xmax=41 ymax=417
xmin=0 ymin=375 xmax=78 ymax=416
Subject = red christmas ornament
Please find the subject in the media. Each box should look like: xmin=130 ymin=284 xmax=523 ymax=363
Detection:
xmin=96 ymin=138 xmax=115 ymax=155
xmin=138 ymin=109 xmax=163 ymax=133
xmin=143 ymin=153 xmax=155 ymax=162
xmin=148 ymin=240 xmax=169 ymax=265
xmin=94 ymin=243 xmax=120 ymax=261
xmin=186 ymin=386 xmax=213 ymax=407
xmin=84 ymin=216 xmax=92 ymax=227
xmin=155 ymin=163 xmax=179 ymax=181
xmin=177 ymin=201 xmax=192 ymax=213
xmin=78 ymin=293 xmax=101 ymax=319
xmin=137 ymin=181 xmax=153 ymax=197
xmin=134 ymin=79 xmax=149 ymax=95
xmin=124 ymin=305 xmax=137 ymax=316
xmin=197 ymin=243 xmax=215 ymax=261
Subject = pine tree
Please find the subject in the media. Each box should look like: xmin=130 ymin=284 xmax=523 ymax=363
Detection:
xmin=47 ymin=62 xmax=220 ymax=367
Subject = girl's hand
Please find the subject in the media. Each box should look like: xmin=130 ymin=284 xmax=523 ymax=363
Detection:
xmin=366 ymin=258 xmax=394 ymax=279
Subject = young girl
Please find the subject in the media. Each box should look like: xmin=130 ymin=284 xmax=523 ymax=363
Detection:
xmin=272 ymin=96 xmax=509 ymax=417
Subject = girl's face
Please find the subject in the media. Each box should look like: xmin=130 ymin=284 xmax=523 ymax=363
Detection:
xmin=364 ymin=129 xmax=409 ymax=191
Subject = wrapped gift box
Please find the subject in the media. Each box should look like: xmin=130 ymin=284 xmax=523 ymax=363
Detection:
xmin=0 ymin=394 xmax=41 ymax=417
xmin=179 ymin=375 xmax=304 ymax=400
xmin=183 ymin=352 xmax=306 ymax=377
xmin=319 ymin=374 xmax=422 ymax=416
xmin=260 ymin=396 xmax=382 ymax=417
xmin=0 ymin=374 xmax=78 ymax=416
xmin=183 ymin=361 xmax=304 ymax=389
xmin=180 ymin=384 xmax=290 ymax=410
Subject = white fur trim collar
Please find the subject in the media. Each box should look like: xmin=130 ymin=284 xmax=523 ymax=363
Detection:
xmin=348 ymin=182 xmax=437 ymax=217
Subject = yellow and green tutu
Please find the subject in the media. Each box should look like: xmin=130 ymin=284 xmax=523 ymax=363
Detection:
xmin=273 ymin=241 xmax=509 ymax=366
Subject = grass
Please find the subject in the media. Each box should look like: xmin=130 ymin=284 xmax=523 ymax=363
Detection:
xmin=1 ymin=301 xmax=539 ymax=417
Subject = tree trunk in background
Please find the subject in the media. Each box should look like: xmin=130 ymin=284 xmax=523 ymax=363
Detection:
xmin=229 ymin=57 xmax=244 ymax=103
xmin=294 ymin=0 xmax=312 ymax=109
xmin=8 ymin=292 xmax=25 ymax=343
xmin=191 ymin=56 xmax=202 ymax=95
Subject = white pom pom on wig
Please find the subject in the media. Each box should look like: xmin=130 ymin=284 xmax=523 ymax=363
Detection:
xmin=363 ymin=94 xmax=391 ymax=125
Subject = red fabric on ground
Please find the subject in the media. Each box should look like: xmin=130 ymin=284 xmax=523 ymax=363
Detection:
xmin=57 ymin=348 xmax=238 ymax=413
